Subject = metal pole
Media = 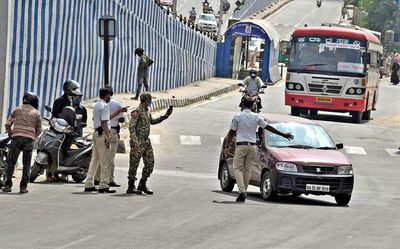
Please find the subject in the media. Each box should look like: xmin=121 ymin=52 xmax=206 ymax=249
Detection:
xmin=217 ymin=0 xmax=224 ymax=41
xmin=103 ymin=21 xmax=110 ymax=86
xmin=173 ymin=0 xmax=177 ymax=15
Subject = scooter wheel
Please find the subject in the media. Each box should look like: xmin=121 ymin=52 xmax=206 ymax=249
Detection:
xmin=72 ymin=172 xmax=87 ymax=183
xmin=29 ymin=162 xmax=42 ymax=183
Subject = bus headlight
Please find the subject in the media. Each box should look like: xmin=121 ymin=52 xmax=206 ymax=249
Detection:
xmin=346 ymin=88 xmax=365 ymax=95
xmin=348 ymin=88 xmax=355 ymax=94
xmin=288 ymin=83 xmax=294 ymax=90
xmin=356 ymin=88 xmax=363 ymax=95
xmin=295 ymin=84 xmax=302 ymax=90
xmin=286 ymin=82 xmax=304 ymax=91
xmin=276 ymin=162 xmax=298 ymax=172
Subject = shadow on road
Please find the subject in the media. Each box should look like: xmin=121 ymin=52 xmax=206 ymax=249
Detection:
xmin=304 ymin=113 xmax=370 ymax=124
xmin=212 ymin=190 xmax=339 ymax=207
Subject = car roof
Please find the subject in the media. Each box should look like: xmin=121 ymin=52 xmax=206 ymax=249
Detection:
xmin=260 ymin=113 xmax=319 ymax=125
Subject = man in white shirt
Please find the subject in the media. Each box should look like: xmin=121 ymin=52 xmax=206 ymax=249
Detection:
xmin=95 ymin=86 xmax=128 ymax=187
xmin=224 ymin=97 xmax=293 ymax=202
xmin=84 ymin=87 xmax=125 ymax=193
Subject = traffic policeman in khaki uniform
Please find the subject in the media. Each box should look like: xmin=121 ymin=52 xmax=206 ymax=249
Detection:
xmin=224 ymin=97 xmax=294 ymax=202
xmin=127 ymin=93 xmax=173 ymax=195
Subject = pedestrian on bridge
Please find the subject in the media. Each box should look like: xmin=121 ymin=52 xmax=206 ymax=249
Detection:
xmin=132 ymin=48 xmax=153 ymax=100
xmin=224 ymin=97 xmax=293 ymax=202
xmin=127 ymin=93 xmax=173 ymax=195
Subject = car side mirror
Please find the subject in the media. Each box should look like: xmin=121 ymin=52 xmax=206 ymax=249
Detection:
xmin=364 ymin=52 xmax=371 ymax=65
xmin=336 ymin=143 xmax=344 ymax=150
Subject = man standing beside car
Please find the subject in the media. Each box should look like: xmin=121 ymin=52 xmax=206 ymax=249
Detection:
xmin=224 ymin=98 xmax=293 ymax=202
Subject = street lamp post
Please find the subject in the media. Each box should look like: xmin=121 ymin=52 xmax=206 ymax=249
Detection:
xmin=97 ymin=15 xmax=118 ymax=86
xmin=217 ymin=0 xmax=224 ymax=41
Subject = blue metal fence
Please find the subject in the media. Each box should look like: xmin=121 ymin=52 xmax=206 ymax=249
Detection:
xmin=4 ymin=0 xmax=217 ymax=118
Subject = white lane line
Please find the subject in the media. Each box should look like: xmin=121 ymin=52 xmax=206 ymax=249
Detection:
xmin=220 ymin=137 xmax=225 ymax=145
xmin=385 ymin=149 xmax=400 ymax=157
xmin=149 ymin=134 xmax=161 ymax=145
xmin=126 ymin=207 xmax=151 ymax=220
xmin=165 ymin=188 xmax=184 ymax=198
xmin=115 ymin=168 xmax=215 ymax=179
xmin=180 ymin=135 xmax=202 ymax=145
xmin=344 ymin=146 xmax=367 ymax=155
xmin=56 ymin=235 xmax=95 ymax=249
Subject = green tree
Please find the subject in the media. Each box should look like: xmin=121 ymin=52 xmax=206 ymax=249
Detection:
xmin=358 ymin=0 xmax=400 ymax=34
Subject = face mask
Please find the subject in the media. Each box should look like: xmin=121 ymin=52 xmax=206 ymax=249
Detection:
xmin=147 ymin=100 xmax=153 ymax=108
xmin=73 ymin=98 xmax=81 ymax=106
xmin=251 ymin=73 xmax=257 ymax=79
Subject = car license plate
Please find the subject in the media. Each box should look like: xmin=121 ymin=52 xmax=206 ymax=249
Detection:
xmin=306 ymin=184 xmax=330 ymax=192
xmin=316 ymin=97 xmax=332 ymax=103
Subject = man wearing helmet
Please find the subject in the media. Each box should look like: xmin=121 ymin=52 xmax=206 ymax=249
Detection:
xmin=48 ymin=80 xmax=82 ymax=182
xmin=127 ymin=92 xmax=173 ymax=195
xmin=3 ymin=92 xmax=42 ymax=193
xmin=241 ymin=69 xmax=265 ymax=110
xmin=52 ymin=80 xmax=82 ymax=118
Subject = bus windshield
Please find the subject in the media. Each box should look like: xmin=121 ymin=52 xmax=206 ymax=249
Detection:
xmin=288 ymin=37 xmax=367 ymax=76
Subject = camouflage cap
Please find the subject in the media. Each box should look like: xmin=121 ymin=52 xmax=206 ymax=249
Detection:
xmin=140 ymin=92 xmax=152 ymax=102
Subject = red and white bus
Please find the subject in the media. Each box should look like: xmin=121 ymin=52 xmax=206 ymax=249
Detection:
xmin=285 ymin=26 xmax=383 ymax=123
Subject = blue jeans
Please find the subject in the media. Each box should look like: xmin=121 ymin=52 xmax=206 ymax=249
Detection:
xmin=6 ymin=136 xmax=34 ymax=187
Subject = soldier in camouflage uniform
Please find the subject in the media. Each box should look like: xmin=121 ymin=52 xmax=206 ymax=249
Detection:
xmin=127 ymin=92 xmax=173 ymax=194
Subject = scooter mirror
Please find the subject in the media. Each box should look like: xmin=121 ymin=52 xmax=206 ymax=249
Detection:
xmin=45 ymin=105 xmax=52 ymax=112
xmin=261 ymin=85 xmax=267 ymax=88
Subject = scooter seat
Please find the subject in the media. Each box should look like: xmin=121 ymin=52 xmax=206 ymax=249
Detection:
xmin=0 ymin=134 xmax=11 ymax=147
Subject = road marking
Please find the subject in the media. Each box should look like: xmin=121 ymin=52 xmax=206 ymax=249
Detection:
xmin=115 ymin=167 xmax=215 ymax=179
xmin=220 ymin=137 xmax=225 ymax=145
xmin=126 ymin=207 xmax=151 ymax=220
xmin=55 ymin=235 xmax=95 ymax=249
xmin=385 ymin=149 xmax=400 ymax=157
xmin=180 ymin=135 xmax=202 ymax=145
xmin=149 ymin=134 xmax=161 ymax=145
xmin=344 ymin=146 xmax=367 ymax=155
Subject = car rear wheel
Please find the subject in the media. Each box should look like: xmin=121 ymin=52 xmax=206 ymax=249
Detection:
xmin=335 ymin=194 xmax=351 ymax=206
xmin=260 ymin=170 xmax=277 ymax=201
xmin=219 ymin=162 xmax=234 ymax=192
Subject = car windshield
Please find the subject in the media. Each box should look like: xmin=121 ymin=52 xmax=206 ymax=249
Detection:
xmin=266 ymin=122 xmax=336 ymax=149
xmin=200 ymin=15 xmax=216 ymax=21
xmin=288 ymin=37 xmax=367 ymax=76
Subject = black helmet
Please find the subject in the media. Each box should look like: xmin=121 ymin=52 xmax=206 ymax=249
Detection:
xmin=61 ymin=106 xmax=76 ymax=126
xmin=62 ymin=80 xmax=82 ymax=96
xmin=249 ymin=68 xmax=257 ymax=75
xmin=22 ymin=92 xmax=39 ymax=109
xmin=140 ymin=92 xmax=152 ymax=103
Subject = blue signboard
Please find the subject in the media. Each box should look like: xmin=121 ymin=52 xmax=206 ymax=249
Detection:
xmin=225 ymin=22 xmax=269 ymax=39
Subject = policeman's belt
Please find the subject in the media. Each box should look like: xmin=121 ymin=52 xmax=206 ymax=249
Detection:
xmin=111 ymin=125 xmax=120 ymax=133
xmin=236 ymin=142 xmax=256 ymax=146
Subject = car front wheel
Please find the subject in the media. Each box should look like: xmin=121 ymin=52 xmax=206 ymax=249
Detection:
xmin=260 ymin=170 xmax=277 ymax=201
xmin=335 ymin=194 xmax=351 ymax=206
xmin=219 ymin=162 xmax=234 ymax=192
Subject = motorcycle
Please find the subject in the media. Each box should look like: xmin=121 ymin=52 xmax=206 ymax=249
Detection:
xmin=0 ymin=134 xmax=11 ymax=188
xmin=189 ymin=9 xmax=196 ymax=23
xmin=317 ymin=0 xmax=322 ymax=8
xmin=238 ymin=83 xmax=267 ymax=113
xmin=29 ymin=106 xmax=92 ymax=183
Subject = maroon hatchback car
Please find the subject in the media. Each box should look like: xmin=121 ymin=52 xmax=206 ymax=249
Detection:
xmin=218 ymin=114 xmax=354 ymax=206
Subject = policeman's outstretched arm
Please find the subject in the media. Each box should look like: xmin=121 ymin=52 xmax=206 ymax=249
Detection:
xmin=265 ymin=125 xmax=294 ymax=141
xmin=223 ymin=129 xmax=236 ymax=158
xmin=150 ymin=106 xmax=173 ymax=125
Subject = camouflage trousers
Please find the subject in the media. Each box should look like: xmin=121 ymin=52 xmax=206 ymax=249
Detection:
xmin=128 ymin=139 xmax=154 ymax=181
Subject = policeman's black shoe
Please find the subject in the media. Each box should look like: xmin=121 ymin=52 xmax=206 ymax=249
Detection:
xmin=94 ymin=180 xmax=100 ymax=185
xmin=126 ymin=181 xmax=142 ymax=195
xmin=109 ymin=181 xmax=121 ymax=187
xmin=19 ymin=187 xmax=28 ymax=194
xmin=98 ymin=188 xmax=116 ymax=193
xmin=137 ymin=180 xmax=153 ymax=195
xmin=84 ymin=187 xmax=98 ymax=192
xmin=236 ymin=192 xmax=247 ymax=203
xmin=2 ymin=185 xmax=11 ymax=193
